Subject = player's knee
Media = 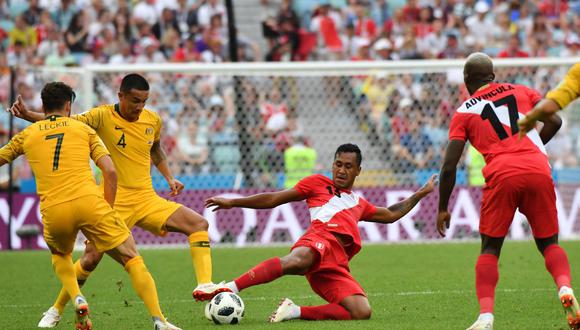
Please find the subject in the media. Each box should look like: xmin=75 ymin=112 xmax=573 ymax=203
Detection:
xmin=280 ymin=255 xmax=311 ymax=275
xmin=350 ymin=305 xmax=372 ymax=320
xmin=195 ymin=217 xmax=209 ymax=232
xmin=80 ymin=252 xmax=102 ymax=271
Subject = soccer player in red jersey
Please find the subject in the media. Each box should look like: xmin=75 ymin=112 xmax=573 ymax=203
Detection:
xmin=437 ymin=53 xmax=579 ymax=330
xmin=205 ymin=143 xmax=436 ymax=322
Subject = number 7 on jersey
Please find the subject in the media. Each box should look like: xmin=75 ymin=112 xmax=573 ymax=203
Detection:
xmin=45 ymin=133 xmax=64 ymax=171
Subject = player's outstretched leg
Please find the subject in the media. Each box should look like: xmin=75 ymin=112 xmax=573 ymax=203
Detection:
xmin=106 ymin=235 xmax=181 ymax=330
xmin=269 ymin=295 xmax=371 ymax=322
xmin=225 ymin=247 xmax=316 ymax=294
xmin=164 ymin=206 xmax=230 ymax=301
xmin=536 ymin=235 xmax=580 ymax=329
xmin=39 ymin=243 xmax=103 ymax=328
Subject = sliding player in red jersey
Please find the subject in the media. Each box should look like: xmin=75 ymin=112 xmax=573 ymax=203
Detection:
xmin=437 ymin=53 xmax=579 ymax=330
xmin=205 ymin=143 xmax=437 ymax=322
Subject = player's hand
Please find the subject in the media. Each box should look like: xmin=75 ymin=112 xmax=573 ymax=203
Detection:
xmin=436 ymin=210 xmax=451 ymax=237
xmin=517 ymin=115 xmax=536 ymax=139
xmin=204 ymin=197 xmax=233 ymax=211
xmin=167 ymin=177 xmax=184 ymax=196
xmin=8 ymin=95 xmax=28 ymax=118
xmin=418 ymin=174 xmax=438 ymax=196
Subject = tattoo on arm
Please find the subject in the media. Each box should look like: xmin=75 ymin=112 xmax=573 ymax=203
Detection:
xmin=150 ymin=141 xmax=167 ymax=165
xmin=387 ymin=193 xmax=421 ymax=215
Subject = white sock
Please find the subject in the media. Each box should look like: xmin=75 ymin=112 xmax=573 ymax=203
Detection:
xmin=289 ymin=304 xmax=301 ymax=319
xmin=559 ymin=285 xmax=573 ymax=296
xmin=225 ymin=281 xmax=239 ymax=293
xmin=478 ymin=313 xmax=494 ymax=322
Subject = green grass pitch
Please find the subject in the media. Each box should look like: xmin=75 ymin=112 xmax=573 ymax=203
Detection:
xmin=1 ymin=240 xmax=578 ymax=329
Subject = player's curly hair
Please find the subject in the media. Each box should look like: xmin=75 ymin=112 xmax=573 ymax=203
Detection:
xmin=335 ymin=143 xmax=362 ymax=166
xmin=41 ymin=82 xmax=75 ymax=113
xmin=120 ymin=73 xmax=149 ymax=92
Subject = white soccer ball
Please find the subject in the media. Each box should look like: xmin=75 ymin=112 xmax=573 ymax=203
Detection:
xmin=206 ymin=292 xmax=245 ymax=325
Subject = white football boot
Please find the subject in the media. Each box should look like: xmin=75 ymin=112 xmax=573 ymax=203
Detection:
xmin=37 ymin=306 xmax=61 ymax=328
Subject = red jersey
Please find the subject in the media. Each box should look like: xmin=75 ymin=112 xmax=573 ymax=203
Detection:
xmin=294 ymin=174 xmax=377 ymax=259
xmin=448 ymin=83 xmax=551 ymax=183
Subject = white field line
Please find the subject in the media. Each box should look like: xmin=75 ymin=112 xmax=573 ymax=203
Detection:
xmin=0 ymin=287 xmax=554 ymax=309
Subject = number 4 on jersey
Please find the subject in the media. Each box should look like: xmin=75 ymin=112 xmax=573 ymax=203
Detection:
xmin=480 ymin=95 xmax=519 ymax=140
xmin=117 ymin=132 xmax=127 ymax=148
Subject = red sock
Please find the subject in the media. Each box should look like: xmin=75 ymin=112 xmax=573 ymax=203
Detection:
xmin=544 ymin=244 xmax=571 ymax=289
xmin=234 ymin=257 xmax=283 ymax=291
xmin=300 ymin=304 xmax=352 ymax=320
xmin=475 ymin=254 xmax=499 ymax=314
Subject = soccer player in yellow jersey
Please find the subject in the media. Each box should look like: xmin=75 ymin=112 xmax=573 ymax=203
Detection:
xmin=1 ymin=82 xmax=181 ymax=330
xmin=518 ymin=63 xmax=580 ymax=136
xmin=10 ymin=74 xmax=228 ymax=327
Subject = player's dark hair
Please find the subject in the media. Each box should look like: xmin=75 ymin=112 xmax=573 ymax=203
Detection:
xmin=335 ymin=143 xmax=362 ymax=166
xmin=41 ymin=82 xmax=75 ymax=113
xmin=120 ymin=73 xmax=149 ymax=93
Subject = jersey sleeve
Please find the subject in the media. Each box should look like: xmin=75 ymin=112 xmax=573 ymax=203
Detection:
xmin=526 ymin=86 xmax=542 ymax=107
xmin=72 ymin=107 xmax=102 ymax=130
xmin=448 ymin=113 xmax=467 ymax=141
xmin=546 ymin=63 xmax=580 ymax=109
xmin=359 ymin=197 xmax=377 ymax=221
xmin=294 ymin=175 xmax=318 ymax=198
xmin=0 ymin=130 xmax=25 ymax=162
xmin=87 ymin=126 xmax=109 ymax=163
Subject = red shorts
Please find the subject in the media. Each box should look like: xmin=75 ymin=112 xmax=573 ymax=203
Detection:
xmin=292 ymin=229 xmax=365 ymax=304
xmin=480 ymin=174 xmax=558 ymax=238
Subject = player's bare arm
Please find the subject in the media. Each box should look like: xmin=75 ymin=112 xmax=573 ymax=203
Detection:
xmin=96 ymin=155 xmax=117 ymax=207
xmin=150 ymin=140 xmax=184 ymax=196
xmin=205 ymin=189 xmax=304 ymax=211
xmin=518 ymin=99 xmax=561 ymax=138
xmin=538 ymin=113 xmax=562 ymax=144
xmin=8 ymin=95 xmax=45 ymax=123
xmin=437 ymin=139 xmax=466 ymax=237
xmin=367 ymin=174 xmax=437 ymax=224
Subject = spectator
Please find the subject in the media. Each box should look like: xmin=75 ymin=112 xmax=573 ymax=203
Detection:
xmin=208 ymin=94 xmax=240 ymax=173
xmin=200 ymin=38 xmax=223 ymax=63
xmin=45 ymin=40 xmax=76 ymax=66
xmin=153 ymin=7 xmax=180 ymax=41
xmin=113 ymin=12 xmax=132 ymax=44
xmin=51 ymin=0 xmax=77 ymax=32
xmin=401 ymin=0 xmax=420 ymax=23
xmin=465 ymin=1 xmax=494 ymax=48
xmin=198 ymin=0 xmax=227 ymax=28
xmin=393 ymin=112 xmax=435 ymax=172
xmin=175 ymin=0 xmax=201 ymax=38
xmin=438 ymin=33 xmax=463 ymax=59
xmin=562 ymin=34 xmax=580 ymax=57
xmin=65 ymin=10 xmax=89 ymax=55
xmin=9 ymin=15 xmax=38 ymax=47
xmin=108 ymin=41 xmax=134 ymax=64
xmin=133 ymin=0 xmax=158 ymax=26
xmin=23 ymin=0 xmax=45 ymax=26
xmin=417 ymin=17 xmax=447 ymax=58
xmin=37 ymin=24 xmax=60 ymax=59
xmin=341 ymin=23 xmax=364 ymax=59
xmin=261 ymin=88 xmax=289 ymax=134
xmin=497 ymin=34 xmax=530 ymax=58
xmin=135 ymin=37 xmax=166 ymax=63
xmin=88 ymin=8 xmax=115 ymax=42
xmin=353 ymin=1 xmax=377 ymax=40
xmin=310 ymin=2 xmax=343 ymax=59
xmin=7 ymin=41 xmax=29 ymax=66
xmin=373 ymin=38 xmax=395 ymax=60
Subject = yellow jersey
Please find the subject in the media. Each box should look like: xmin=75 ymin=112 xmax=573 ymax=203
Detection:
xmin=73 ymin=104 xmax=161 ymax=190
xmin=0 ymin=115 xmax=109 ymax=209
xmin=546 ymin=63 xmax=580 ymax=109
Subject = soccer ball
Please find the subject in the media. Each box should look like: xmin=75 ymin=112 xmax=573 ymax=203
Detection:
xmin=205 ymin=292 xmax=245 ymax=325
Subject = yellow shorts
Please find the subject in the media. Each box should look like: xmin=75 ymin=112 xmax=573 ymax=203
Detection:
xmin=41 ymin=194 xmax=130 ymax=254
xmin=115 ymin=188 xmax=182 ymax=236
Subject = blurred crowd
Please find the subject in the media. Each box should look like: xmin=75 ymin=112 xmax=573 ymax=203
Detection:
xmin=261 ymin=0 xmax=580 ymax=61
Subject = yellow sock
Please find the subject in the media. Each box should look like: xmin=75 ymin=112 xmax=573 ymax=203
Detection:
xmin=53 ymin=260 xmax=92 ymax=313
xmin=188 ymin=231 xmax=212 ymax=284
xmin=51 ymin=254 xmax=82 ymax=305
xmin=125 ymin=256 xmax=165 ymax=321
